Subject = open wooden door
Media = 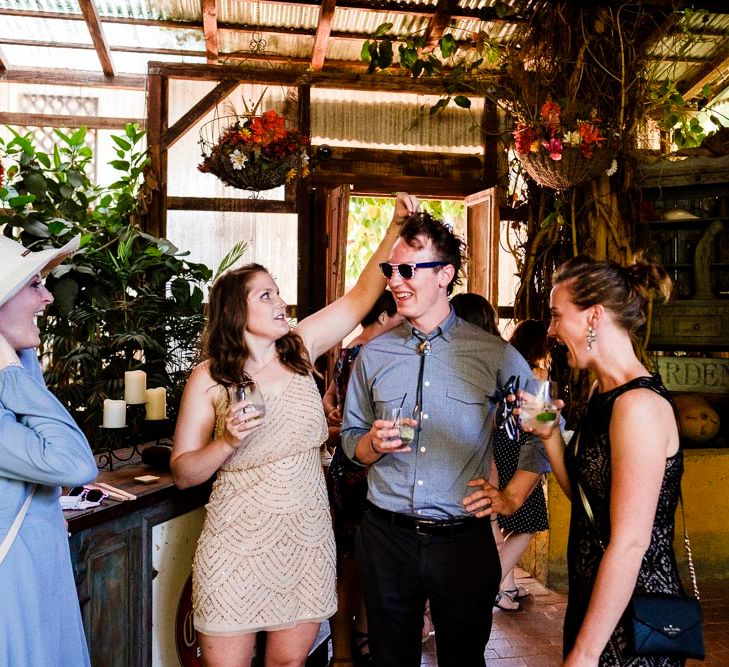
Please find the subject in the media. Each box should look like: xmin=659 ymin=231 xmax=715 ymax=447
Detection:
xmin=323 ymin=184 xmax=351 ymax=383
xmin=465 ymin=187 xmax=500 ymax=307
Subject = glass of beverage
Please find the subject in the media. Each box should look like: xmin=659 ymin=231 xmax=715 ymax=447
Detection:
xmin=233 ymin=380 xmax=267 ymax=418
xmin=381 ymin=406 xmax=416 ymax=445
xmin=519 ymin=379 xmax=559 ymax=432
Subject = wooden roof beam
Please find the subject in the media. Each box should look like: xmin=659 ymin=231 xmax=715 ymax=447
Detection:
xmin=254 ymin=0 xmax=521 ymax=22
xmin=0 ymin=9 xmax=406 ymax=42
xmin=0 ymin=111 xmax=143 ymax=129
xmin=0 ymin=66 xmax=144 ymax=89
xmin=161 ymin=78 xmax=239 ymax=149
xmin=311 ymin=0 xmax=336 ymax=71
xmin=148 ymin=61 xmax=487 ymax=95
xmin=425 ymin=0 xmax=459 ymax=50
xmin=78 ymin=0 xmax=114 ymax=77
xmin=201 ymin=0 xmax=219 ymax=63
xmin=680 ymin=47 xmax=729 ymax=100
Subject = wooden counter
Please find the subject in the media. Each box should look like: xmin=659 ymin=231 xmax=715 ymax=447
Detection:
xmin=67 ymin=452 xmax=211 ymax=667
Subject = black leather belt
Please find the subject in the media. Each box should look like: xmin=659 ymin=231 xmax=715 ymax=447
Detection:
xmin=365 ymin=501 xmax=481 ymax=536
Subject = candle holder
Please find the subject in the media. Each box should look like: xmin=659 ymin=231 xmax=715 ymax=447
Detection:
xmin=96 ymin=427 xmax=132 ymax=471
xmin=96 ymin=404 xmax=148 ymax=471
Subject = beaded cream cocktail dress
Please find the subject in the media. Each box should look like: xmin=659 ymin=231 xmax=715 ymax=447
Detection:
xmin=193 ymin=373 xmax=336 ymax=635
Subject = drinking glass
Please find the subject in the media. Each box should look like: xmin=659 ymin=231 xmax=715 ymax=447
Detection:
xmin=519 ymin=379 xmax=559 ymax=431
xmin=233 ymin=380 xmax=267 ymax=418
xmin=380 ymin=406 xmax=416 ymax=444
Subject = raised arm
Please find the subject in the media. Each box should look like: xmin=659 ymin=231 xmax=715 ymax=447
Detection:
xmin=563 ymin=389 xmax=678 ymax=665
xmin=296 ymin=193 xmax=418 ymax=361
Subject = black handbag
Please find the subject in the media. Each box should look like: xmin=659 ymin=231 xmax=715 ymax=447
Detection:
xmin=629 ymin=593 xmax=705 ymax=659
xmin=575 ymin=432 xmax=705 ymax=660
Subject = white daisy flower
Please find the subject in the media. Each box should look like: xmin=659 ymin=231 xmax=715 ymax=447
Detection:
xmin=563 ymin=131 xmax=581 ymax=147
xmin=229 ymin=149 xmax=247 ymax=170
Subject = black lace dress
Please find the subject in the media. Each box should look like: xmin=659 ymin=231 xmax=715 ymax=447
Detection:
xmin=563 ymin=375 xmax=685 ymax=666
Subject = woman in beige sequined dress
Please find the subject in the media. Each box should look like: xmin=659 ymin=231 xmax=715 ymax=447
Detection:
xmin=171 ymin=193 xmax=419 ymax=667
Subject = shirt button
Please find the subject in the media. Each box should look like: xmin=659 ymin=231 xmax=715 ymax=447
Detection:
xmin=420 ymin=446 xmax=426 ymax=453
xmin=417 ymin=480 xmax=424 ymax=486
xmin=424 ymin=381 xmax=430 ymax=387
xmin=422 ymin=413 xmax=429 ymax=420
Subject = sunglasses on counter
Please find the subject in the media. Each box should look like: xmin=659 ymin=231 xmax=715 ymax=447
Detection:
xmin=68 ymin=486 xmax=108 ymax=504
xmin=379 ymin=261 xmax=449 ymax=280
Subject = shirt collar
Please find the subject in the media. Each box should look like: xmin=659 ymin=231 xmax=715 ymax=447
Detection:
xmin=406 ymin=307 xmax=457 ymax=343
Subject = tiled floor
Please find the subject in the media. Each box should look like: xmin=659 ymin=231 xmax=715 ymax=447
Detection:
xmin=418 ymin=568 xmax=729 ymax=666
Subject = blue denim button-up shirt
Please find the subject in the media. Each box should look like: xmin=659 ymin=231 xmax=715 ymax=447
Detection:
xmin=341 ymin=309 xmax=550 ymax=520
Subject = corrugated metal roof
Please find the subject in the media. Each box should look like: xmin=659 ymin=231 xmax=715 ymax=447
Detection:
xmin=0 ymin=0 xmax=727 ymax=109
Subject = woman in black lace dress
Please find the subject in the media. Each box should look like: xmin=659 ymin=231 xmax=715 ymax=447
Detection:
xmin=531 ymin=254 xmax=684 ymax=666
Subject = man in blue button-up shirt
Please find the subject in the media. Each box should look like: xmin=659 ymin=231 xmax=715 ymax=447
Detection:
xmin=341 ymin=211 xmax=550 ymax=667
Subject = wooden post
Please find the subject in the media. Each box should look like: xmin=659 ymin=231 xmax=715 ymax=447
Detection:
xmin=146 ymin=72 xmax=168 ymax=238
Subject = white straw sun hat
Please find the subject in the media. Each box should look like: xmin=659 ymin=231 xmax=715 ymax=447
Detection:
xmin=0 ymin=235 xmax=81 ymax=308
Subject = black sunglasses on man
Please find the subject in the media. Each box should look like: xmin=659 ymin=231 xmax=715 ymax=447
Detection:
xmin=379 ymin=261 xmax=448 ymax=280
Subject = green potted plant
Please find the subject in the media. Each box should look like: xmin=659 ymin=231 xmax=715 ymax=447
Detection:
xmin=0 ymin=124 xmax=244 ymax=446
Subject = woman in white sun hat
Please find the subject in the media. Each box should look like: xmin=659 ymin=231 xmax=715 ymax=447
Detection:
xmin=0 ymin=234 xmax=97 ymax=667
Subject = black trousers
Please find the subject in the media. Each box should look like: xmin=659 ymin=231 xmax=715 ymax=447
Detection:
xmin=354 ymin=508 xmax=501 ymax=667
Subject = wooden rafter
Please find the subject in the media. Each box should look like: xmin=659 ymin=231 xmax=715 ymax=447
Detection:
xmin=424 ymin=0 xmax=459 ymax=50
xmin=161 ymin=79 xmax=239 ymax=149
xmin=254 ymin=0 xmax=521 ymax=22
xmin=201 ymin=0 xmax=219 ymax=64
xmin=0 ymin=37 xmax=365 ymax=70
xmin=148 ymin=61 xmax=481 ymax=95
xmin=78 ymin=0 xmax=114 ymax=77
xmin=0 ymin=67 xmax=144 ymax=89
xmin=0 ymin=9 xmax=401 ymax=43
xmin=0 ymin=112 xmax=142 ymax=129
xmin=680 ymin=46 xmax=729 ymax=100
xmin=311 ymin=0 xmax=336 ymax=71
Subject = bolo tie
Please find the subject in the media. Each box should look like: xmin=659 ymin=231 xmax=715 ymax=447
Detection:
xmin=412 ymin=329 xmax=439 ymax=428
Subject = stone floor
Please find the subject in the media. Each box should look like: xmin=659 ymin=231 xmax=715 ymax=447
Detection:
xmin=417 ymin=568 xmax=729 ymax=666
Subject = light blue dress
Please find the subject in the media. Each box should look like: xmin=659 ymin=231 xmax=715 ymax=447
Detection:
xmin=0 ymin=349 xmax=97 ymax=666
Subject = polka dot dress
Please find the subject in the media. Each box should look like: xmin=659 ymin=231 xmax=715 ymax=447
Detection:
xmin=492 ymin=427 xmax=548 ymax=533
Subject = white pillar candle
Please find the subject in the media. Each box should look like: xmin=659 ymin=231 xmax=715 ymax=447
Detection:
xmin=103 ymin=399 xmax=127 ymax=428
xmin=124 ymin=370 xmax=147 ymax=404
xmin=145 ymin=387 xmax=167 ymax=421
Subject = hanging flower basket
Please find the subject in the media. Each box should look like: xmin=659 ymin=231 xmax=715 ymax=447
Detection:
xmin=198 ymin=110 xmax=309 ymax=192
xmin=513 ymin=99 xmax=617 ymax=190
xmin=517 ymin=146 xmax=616 ymax=190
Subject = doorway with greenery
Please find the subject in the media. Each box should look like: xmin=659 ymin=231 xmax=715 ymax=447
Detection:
xmin=345 ymin=196 xmax=466 ymax=292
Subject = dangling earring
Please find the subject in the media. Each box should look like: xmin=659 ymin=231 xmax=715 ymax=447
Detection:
xmin=586 ymin=325 xmax=597 ymax=351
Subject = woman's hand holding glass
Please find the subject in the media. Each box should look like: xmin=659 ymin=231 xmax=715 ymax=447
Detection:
xmin=517 ymin=379 xmax=564 ymax=438
xmin=224 ymin=380 xmax=266 ymax=447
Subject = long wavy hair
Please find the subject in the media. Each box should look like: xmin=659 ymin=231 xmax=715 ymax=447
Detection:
xmin=202 ymin=263 xmax=312 ymax=386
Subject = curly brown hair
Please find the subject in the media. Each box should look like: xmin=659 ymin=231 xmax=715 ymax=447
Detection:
xmin=202 ymin=263 xmax=312 ymax=386
xmin=399 ymin=211 xmax=467 ymax=295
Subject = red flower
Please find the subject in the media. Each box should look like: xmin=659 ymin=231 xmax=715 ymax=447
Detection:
xmin=540 ymin=99 xmax=561 ymax=130
xmin=514 ymin=123 xmax=538 ymax=156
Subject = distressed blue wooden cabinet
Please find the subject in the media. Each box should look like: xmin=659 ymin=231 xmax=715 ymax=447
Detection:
xmin=67 ymin=458 xmax=211 ymax=667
